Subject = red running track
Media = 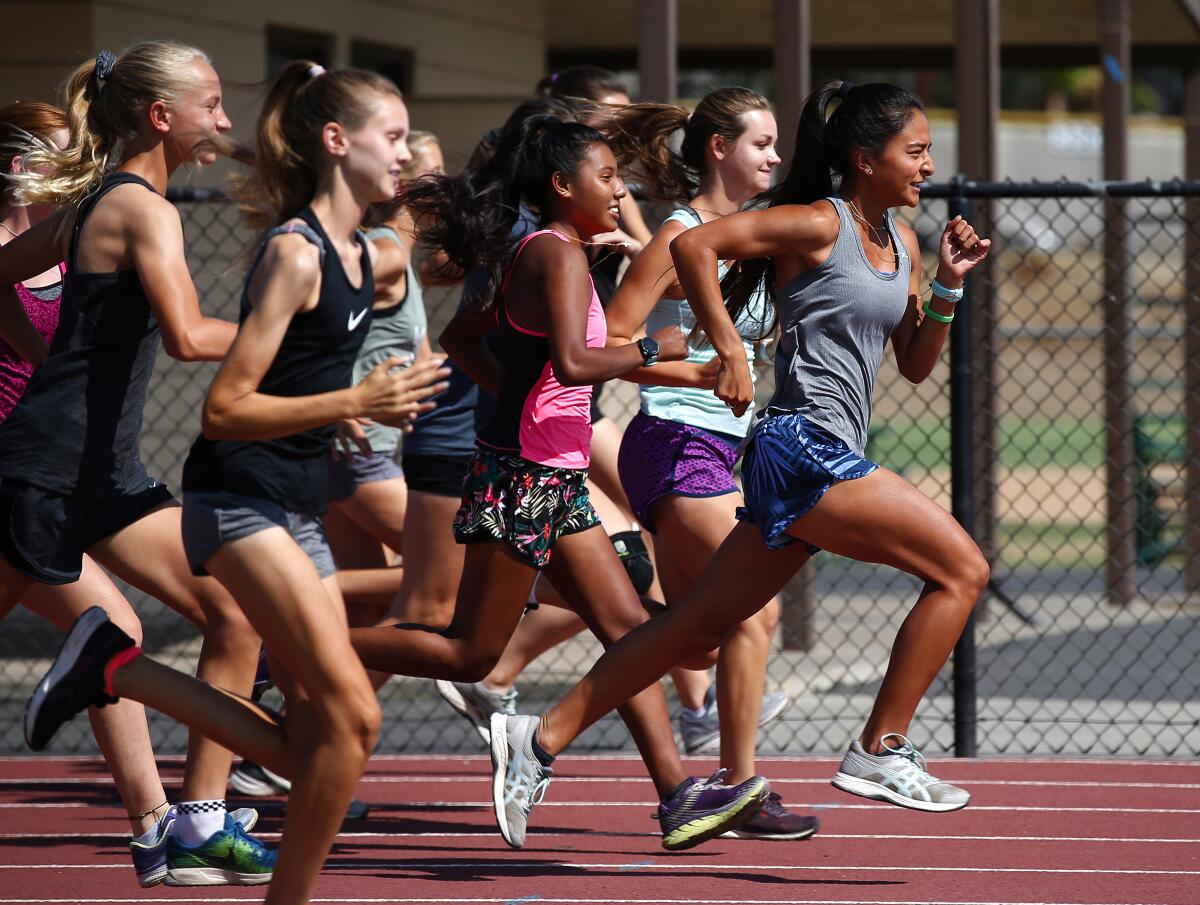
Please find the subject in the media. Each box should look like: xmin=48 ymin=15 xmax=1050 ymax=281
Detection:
xmin=0 ymin=753 xmax=1196 ymax=904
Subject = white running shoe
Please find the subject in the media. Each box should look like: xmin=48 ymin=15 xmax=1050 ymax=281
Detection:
xmin=832 ymin=733 xmax=970 ymax=812
xmin=679 ymin=688 xmax=792 ymax=755
xmin=436 ymin=679 xmax=518 ymax=744
xmin=489 ymin=713 xmax=552 ymax=848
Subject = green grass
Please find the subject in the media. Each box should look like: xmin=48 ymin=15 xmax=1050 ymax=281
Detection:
xmin=867 ymin=413 xmax=1183 ymax=472
xmin=996 ymin=522 xmax=1107 ymax=570
xmin=865 ymin=413 xmax=1187 ymax=572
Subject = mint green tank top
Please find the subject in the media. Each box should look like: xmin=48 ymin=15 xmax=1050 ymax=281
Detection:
xmin=639 ymin=208 xmax=770 ymax=437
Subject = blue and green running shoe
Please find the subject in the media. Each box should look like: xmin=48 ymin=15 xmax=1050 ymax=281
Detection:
xmin=654 ymin=768 xmax=770 ymax=850
xmin=165 ymin=812 xmax=275 ymax=886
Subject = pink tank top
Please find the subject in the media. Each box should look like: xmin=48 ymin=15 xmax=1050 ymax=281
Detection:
xmin=0 ymin=267 xmax=64 ymax=423
xmin=476 ymin=229 xmax=606 ymax=470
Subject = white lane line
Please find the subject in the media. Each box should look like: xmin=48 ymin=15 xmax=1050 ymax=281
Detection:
xmin=2 ymin=752 xmax=1197 ymax=767
xmin=1 ymin=799 xmax=1198 ymax=815
xmin=0 ymin=803 xmax=85 ymax=808
xmin=0 ymin=898 xmax=1170 ymax=905
xmin=2 ymin=862 xmax=1197 ymax=876
xmin=5 ymin=776 xmax=1200 ymax=791
xmin=1 ymin=831 xmax=1196 ymax=844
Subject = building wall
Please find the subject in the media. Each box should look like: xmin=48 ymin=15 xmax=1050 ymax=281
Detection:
xmin=2 ymin=2 xmax=1193 ymax=183
xmin=546 ymin=0 xmax=1198 ymax=48
xmin=3 ymin=0 xmax=547 ymax=174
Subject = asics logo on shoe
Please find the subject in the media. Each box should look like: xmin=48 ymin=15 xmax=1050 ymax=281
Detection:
xmin=347 ymin=308 xmax=368 ymax=331
xmin=503 ymin=761 xmax=549 ymax=814
xmin=881 ymin=773 xmax=927 ymax=801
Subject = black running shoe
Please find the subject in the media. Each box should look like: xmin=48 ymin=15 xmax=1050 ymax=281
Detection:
xmin=25 ymin=606 xmax=135 ymax=750
xmin=721 ymin=792 xmax=819 ymax=840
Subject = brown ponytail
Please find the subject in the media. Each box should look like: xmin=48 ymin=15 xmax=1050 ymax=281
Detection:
xmin=235 ymin=61 xmax=403 ymax=230
xmin=604 ymin=87 xmax=772 ymax=203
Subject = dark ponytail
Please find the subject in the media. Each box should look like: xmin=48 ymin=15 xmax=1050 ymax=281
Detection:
xmin=537 ymin=64 xmax=629 ymax=103
xmin=402 ymin=109 xmax=605 ymax=311
xmin=723 ymin=80 xmax=924 ymax=336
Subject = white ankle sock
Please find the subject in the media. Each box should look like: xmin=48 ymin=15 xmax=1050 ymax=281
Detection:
xmin=681 ymin=705 xmax=707 ymax=720
xmin=175 ymin=799 xmax=226 ymax=846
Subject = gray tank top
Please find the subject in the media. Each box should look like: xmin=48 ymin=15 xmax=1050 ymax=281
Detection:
xmin=355 ymin=226 xmax=428 ymax=453
xmin=761 ymin=196 xmax=910 ymax=455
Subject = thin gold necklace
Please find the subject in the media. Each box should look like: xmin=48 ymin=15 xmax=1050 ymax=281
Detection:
xmin=0 ymin=221 xmax=19 ymax=240
xmin=843 ymin=197 xmax=897 ymax=266
xmin=690 ymin=205 xmax=732 ymax=220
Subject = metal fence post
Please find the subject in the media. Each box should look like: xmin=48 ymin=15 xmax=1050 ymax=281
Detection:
xmin=949 ymin=176 xmax=978 ymax=758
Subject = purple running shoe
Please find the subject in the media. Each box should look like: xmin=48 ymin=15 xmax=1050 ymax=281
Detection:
xmin=654 ymin=768 xmax=769 ymax=850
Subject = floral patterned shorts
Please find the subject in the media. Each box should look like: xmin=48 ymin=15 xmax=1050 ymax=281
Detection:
xmin=453 ymin=448 xmax=599 ymax=569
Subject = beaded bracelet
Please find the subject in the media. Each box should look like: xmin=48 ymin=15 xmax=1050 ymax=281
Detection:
xmin=922 ymin=301 xmax=955 ymax=324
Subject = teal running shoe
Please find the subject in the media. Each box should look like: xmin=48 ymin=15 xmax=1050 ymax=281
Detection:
xmin=165 ymin=812 xmax=275 ymax=886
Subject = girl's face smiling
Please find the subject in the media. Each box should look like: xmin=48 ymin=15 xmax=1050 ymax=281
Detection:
xmin=164 ymin=59 xmax=232 ymax=167
xmin=717 ymin=108 xmax=781 ymax=200
xmin=560 ymin=142 xmax=626 ymax=237
xmin=862 ymin=109 xmax=934 ymax=208
xmin=343 ymin=92 xmax=412 ymax=202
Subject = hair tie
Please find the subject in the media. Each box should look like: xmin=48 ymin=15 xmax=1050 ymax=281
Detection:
xmin=95 ymin=50 xmax=117 ymax=87
xmin=308 ymin=64 xmax=326 ymax=79
xmin=551 ymin=72 xmax=559 ymax=83
xmin=836 ymin=80 xmax=856 ymax=100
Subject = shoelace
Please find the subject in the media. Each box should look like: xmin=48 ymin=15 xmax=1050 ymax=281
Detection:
xmin=499 ymin=689 xmax=518 ymax=716
xmin=879 ymin=733 xmax=936 ymax=781
xmin=650 ymin=767 xmax=734 ymax=819
xmin=693 ymin=767 xmax=732 ymax=791
xmin=760 ymin=791 xmax=786 ymax=816
xmin=508 ymin=759 xmax=553 ymax=816
xmin=228 ymin=819 xmax=273 ymax=864
xmin=528 ymin=769 xmax=551 ymax=812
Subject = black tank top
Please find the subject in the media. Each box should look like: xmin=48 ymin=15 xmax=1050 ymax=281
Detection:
xmin=0 ymin=172 xmax=161 ymax=496
xmin=182 ymin=208 xmax=374 ymax=514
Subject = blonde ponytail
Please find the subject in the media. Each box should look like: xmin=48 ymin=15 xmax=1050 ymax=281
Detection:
xmin=14 ymin=41 xmax=212 ymax=208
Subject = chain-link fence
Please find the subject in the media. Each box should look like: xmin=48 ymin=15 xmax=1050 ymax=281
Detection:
xmin=2 ymin=179 xmax=1197 ymax=759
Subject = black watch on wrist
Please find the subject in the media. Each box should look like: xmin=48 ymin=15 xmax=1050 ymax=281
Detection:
xmin=637 ymin=336 xmax=660 ymax=367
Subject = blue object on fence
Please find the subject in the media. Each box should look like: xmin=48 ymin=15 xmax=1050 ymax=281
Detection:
xmin=1102 ymin=54 xmax=1125 ymax=83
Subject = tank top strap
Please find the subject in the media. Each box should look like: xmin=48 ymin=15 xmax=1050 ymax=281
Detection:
xmin=68 ymin=172 xmax=159 ymax=270
xmin=825 ymin=195 xmax=853 ymax=232
xmin=244 ymin=220 xmax=326 ymax=290
xmin=499 ymin=228 xmax=570 ymax=298
xmin=666 ymin=205 xmax=703 ymax=229
xmin=365 ymin=225 xmax=404 ymax=247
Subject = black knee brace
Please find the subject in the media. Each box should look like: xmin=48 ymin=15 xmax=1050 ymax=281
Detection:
xmin=610 ymin=529 xmax=654 ymax=595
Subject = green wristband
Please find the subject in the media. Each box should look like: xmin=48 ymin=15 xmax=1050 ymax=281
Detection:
xmin=922 ymin=301 xmax=955 ymax=324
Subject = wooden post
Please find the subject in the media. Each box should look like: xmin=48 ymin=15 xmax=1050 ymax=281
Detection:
xmin=637 ymin=0 xmax=677 ymax=103
xmin=773 ymin=0 xmax=814 ymax=651
xmin=1100 ymin=0 xmax=1136 ymax=605
xmin=1184 ymin=60 xmax=1200 ymax=593
xmin=954 ymin=0 xmax=999 ymax=615
xmin=773 ymin=0 xmax=811 ymax=168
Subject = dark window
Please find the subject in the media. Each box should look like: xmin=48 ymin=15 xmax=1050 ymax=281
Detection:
xmin=266 ymin=26 xmax=333 ymax=78
xmin=351 ymin=40 xmax=414 ymax=96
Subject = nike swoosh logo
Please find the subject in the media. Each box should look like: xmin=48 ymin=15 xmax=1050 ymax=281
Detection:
xmin=347 ymin=308 xmax=368 ymax=331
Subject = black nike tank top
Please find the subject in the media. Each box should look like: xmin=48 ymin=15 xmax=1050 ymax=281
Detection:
xmin=182 ymin=207 xmax=374 ymax=514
